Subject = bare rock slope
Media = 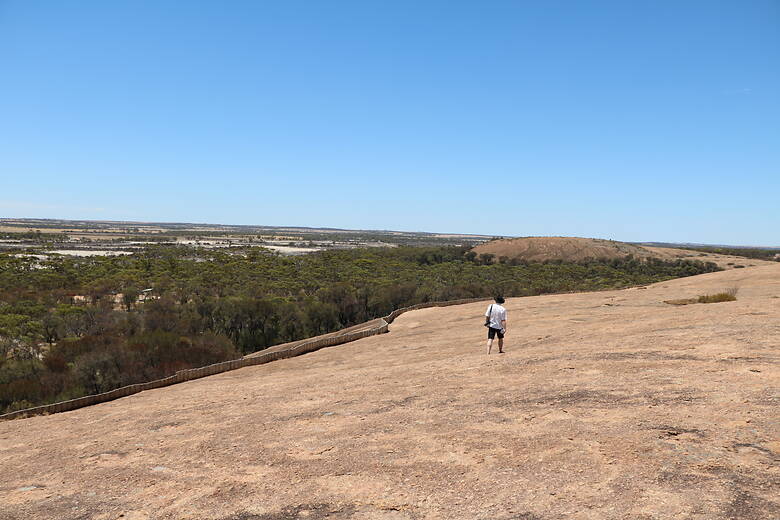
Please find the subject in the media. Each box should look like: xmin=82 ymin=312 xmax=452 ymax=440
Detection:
xmin=2 ymin=264 xmax=779 ymax=519
xmin=471 ymin=237 xmax=654 ymax=262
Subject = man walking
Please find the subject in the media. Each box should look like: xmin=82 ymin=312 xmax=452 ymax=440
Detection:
xmin=485 ymin=296 xmax=507 ymax=354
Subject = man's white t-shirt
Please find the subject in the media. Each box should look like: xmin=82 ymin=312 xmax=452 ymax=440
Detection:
xmin=485 ymin=304 xmax=507 ymax=330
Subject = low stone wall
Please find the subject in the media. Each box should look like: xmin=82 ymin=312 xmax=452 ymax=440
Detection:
xmin=0 ymin=297 xmax=489 ymax=421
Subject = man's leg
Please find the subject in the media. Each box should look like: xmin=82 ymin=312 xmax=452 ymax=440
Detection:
xmin=487 ymin=338 xmax=493 ymax=354
xmin=498 ymin=337 xmax=504 ymax=353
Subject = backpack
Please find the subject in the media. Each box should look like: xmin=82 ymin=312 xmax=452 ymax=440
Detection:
xmin=484 ymin=304 xmax=493 ymax=327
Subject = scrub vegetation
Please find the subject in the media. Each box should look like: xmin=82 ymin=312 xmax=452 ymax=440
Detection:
xmin=698 ymin=288 xmax=739 ymax=303
xmin=676 ymin=246 xmax=779 ymax=261
xmin=0 ymin=245 xmax=719 ymax=413
xmin=664 ymin=287 xmax=738 ymax=306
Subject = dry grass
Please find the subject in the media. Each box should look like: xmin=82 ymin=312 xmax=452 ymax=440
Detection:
xmin=665 ymin=287 xmax=738 ymax=306
xmin=698 ymin=291 xmax=738 ymax=304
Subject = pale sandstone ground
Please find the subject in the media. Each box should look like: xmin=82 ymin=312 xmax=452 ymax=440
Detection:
xmin=1 ymin=264 xmax=778 ymax=520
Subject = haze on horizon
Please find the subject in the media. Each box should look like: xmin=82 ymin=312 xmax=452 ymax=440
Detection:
xmin=1 ymin=1 xmax=778 ymax=246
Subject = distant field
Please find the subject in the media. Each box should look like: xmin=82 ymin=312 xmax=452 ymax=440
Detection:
xmin=0 ymin=218 xmax=494 ymax=257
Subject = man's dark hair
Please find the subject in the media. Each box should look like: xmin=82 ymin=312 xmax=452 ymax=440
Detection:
xmin=495 ymin=295 xmax=505 ymax=304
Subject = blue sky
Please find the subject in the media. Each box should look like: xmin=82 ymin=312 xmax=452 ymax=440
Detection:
xmin=1 ymin=1 xmax=778 ymax=245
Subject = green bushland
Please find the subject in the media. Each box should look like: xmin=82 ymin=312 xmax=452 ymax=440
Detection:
xmin=0 ymin=245 xmax=720 ymax=412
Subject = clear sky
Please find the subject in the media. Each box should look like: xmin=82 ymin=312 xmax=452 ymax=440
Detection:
xmin=1 ymin=1 xmax=778 ymax=245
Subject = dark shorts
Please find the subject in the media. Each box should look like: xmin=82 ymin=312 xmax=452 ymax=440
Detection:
xmin=488 ymin=327 xmax=504 ymax=339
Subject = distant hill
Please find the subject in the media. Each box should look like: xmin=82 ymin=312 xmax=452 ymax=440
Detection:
xmin=470 ymin=236 xmax=657 ymax=263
